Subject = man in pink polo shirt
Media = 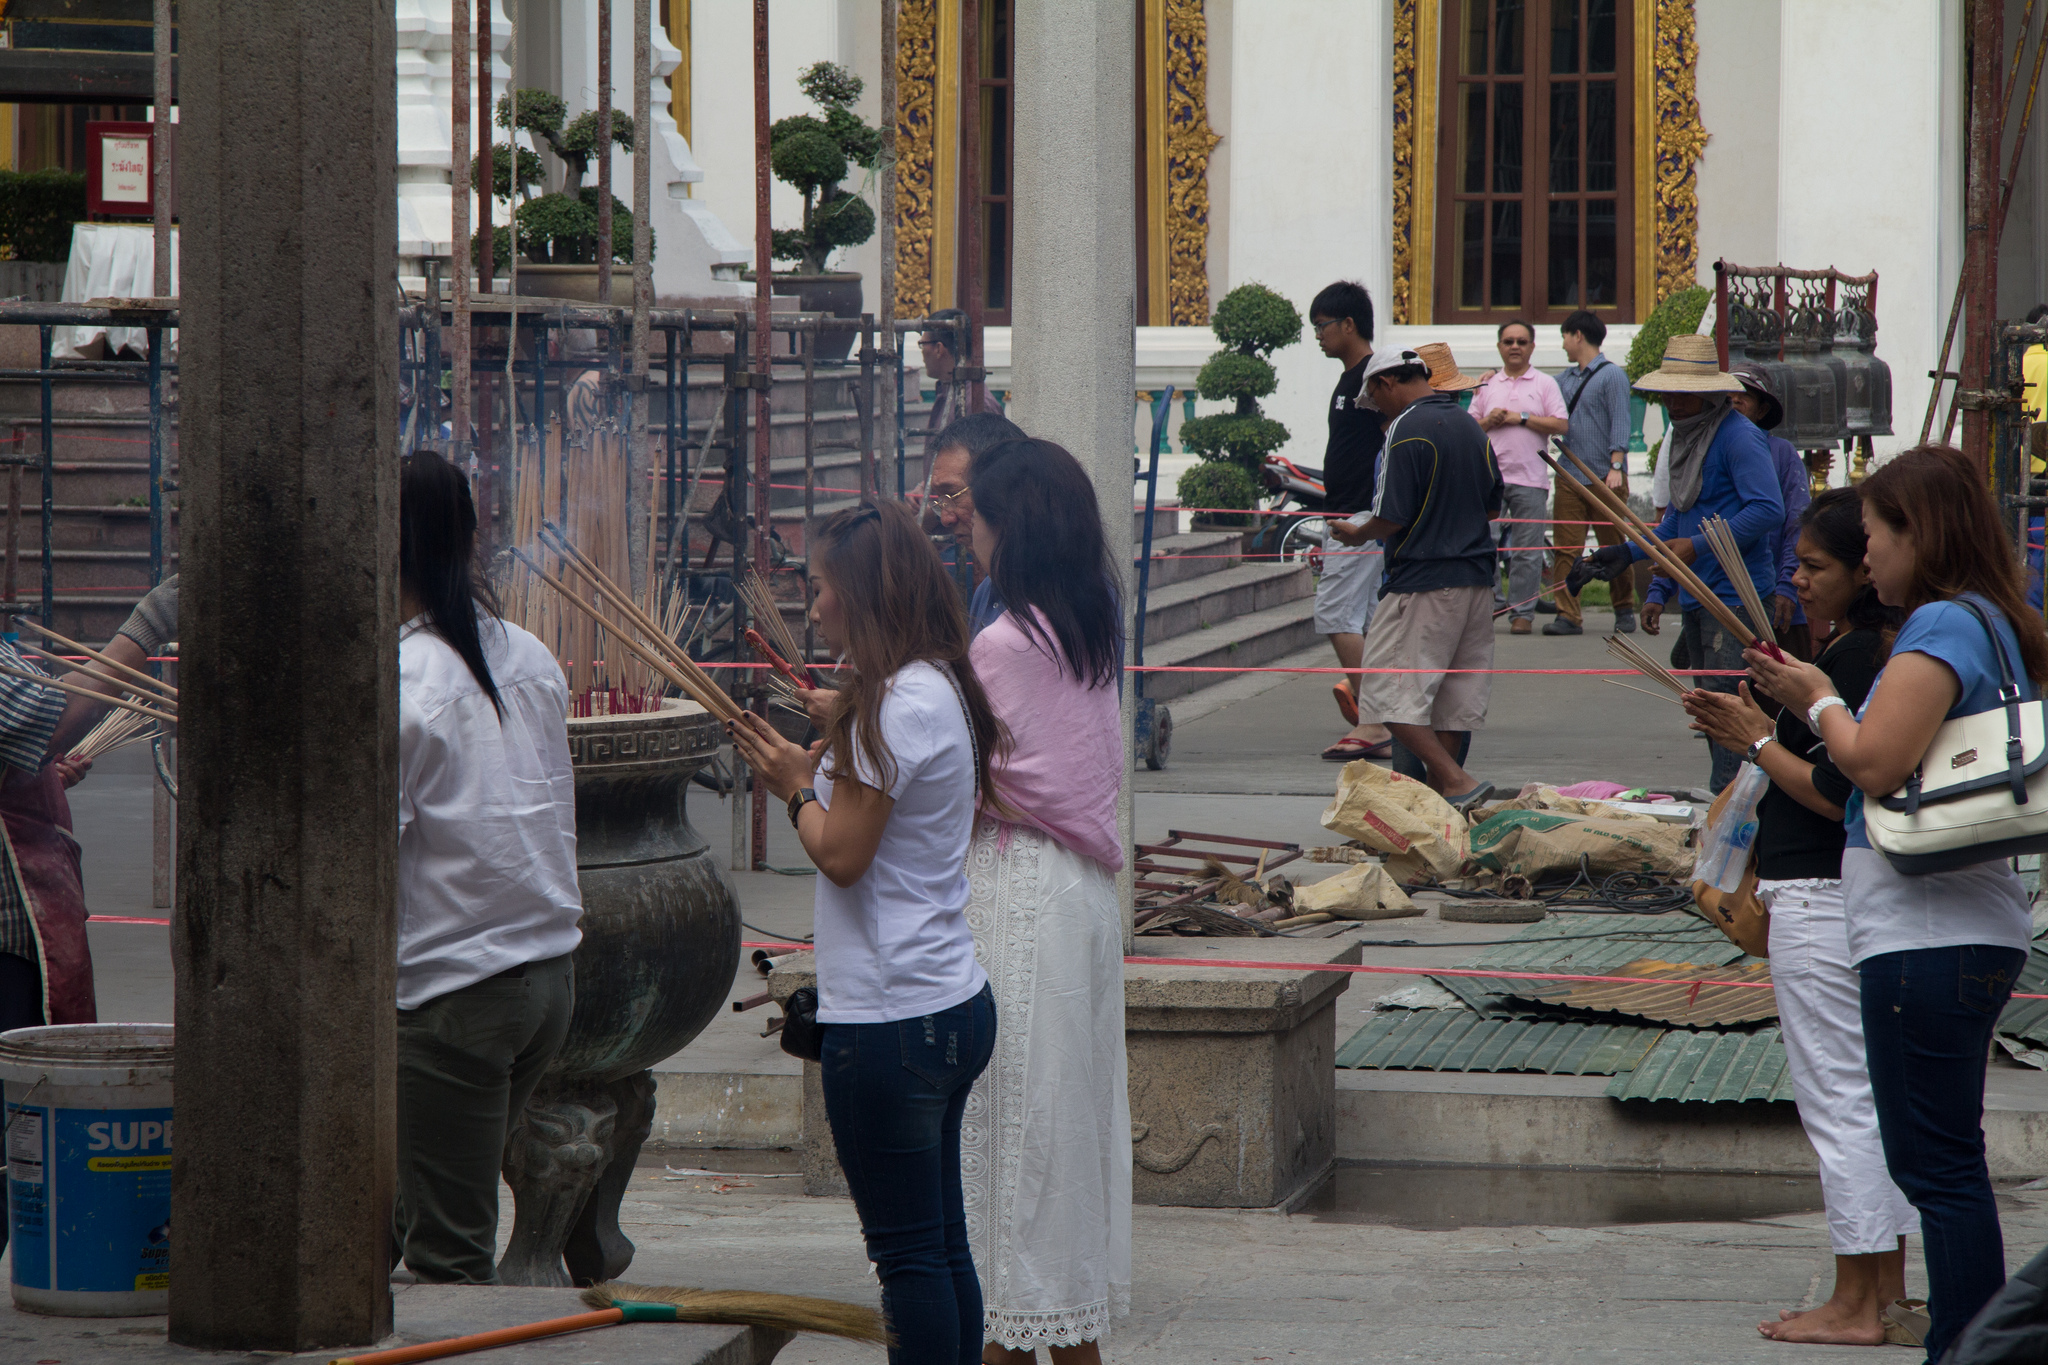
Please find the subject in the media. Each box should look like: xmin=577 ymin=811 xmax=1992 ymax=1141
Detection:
xmin=1468 ymin=320 xmax=1569 ymax=635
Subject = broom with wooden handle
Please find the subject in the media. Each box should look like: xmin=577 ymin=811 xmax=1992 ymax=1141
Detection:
xmin=325 ymin=1285 xmax=887 ymax=1365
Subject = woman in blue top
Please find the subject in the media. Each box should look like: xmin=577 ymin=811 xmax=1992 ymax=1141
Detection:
xmin=1747 ymin=446 xmax=2047 ymax=1363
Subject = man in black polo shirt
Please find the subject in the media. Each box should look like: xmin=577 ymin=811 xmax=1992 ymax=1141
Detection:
xmin=1306 ymin=281 xmax=1392 ymax=761
xmin=1349 ymin=347 xmax=1504 ymax=806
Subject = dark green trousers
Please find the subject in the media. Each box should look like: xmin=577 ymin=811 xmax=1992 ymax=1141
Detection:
xmin=394 ymin=952 xmax=575 ymax=1283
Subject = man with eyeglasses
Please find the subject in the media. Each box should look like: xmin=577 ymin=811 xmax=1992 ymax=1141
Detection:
xmin=1307 ymin=281 xmax=1395 ymax=762
xmin=921 ymin=410 xmax=1026 ymax=633
xmin=1468 ymin=320 xmax=1568 ymax=635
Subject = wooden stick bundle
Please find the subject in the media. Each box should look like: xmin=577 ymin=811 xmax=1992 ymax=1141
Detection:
xmin=1605 ymin=635 xmax=1688 ymax=698
xmin=1699 ymin=514 xmax=1776 ymax=645
xmin=13 ymin=619 xmax=178 ymax=701
xmin=0 ymin=660 xmax=175 ymax=724
xmin=512 ymin=548 xmax=742 ymax=722
xmin=1539 ymin=445 xmax=1775 ymax=655
xmin=69 ymin=707 xmax=159 ymax=762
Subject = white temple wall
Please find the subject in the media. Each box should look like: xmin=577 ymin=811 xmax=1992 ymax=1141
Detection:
xmin=1693 ymin=0 xmax=1779 ymax=279
xmin=1778 ymin=0 xmax=1960 ymax=460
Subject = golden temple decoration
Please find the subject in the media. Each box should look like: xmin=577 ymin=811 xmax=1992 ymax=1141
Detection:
xmin=893 ymin=0 xmax=940 ymax=319
xmin=1162 ymin=0 xmax=1220 ymax=326
xmin=1391 ymin=0 xmax=1418 ymax=324
xmin=1651 ymin=0 xmax=1709 ymax=304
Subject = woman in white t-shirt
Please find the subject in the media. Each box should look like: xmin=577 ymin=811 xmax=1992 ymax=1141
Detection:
xmin=730 ymin=499 xmax=1007 ymax=1365
xmin=1746 ymin=446 xmax=2047 ymax=1363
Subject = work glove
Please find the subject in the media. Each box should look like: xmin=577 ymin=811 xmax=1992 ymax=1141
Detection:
xmin=1565 ymin=544 xmax=1634 ymax=595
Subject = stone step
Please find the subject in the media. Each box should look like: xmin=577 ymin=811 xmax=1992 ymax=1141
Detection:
xmin=1133 ymin=528 xmax=1240 ymax=591
xmin=48 ymin=505 xmax=178 ymax=552
xmin=1136 ymin=599 xmax=1321 ymax=703
xmin=1139 ymin=558 xmax=1312 ymax=648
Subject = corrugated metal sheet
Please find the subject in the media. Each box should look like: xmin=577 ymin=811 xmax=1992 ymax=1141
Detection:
xmin=1995 ymin=946 xmax=2048 ymax=1050
xmin=1434 ymin=914 xmax=1752 ymax=1015
xmin=1336 ymin=1010 xmax=1663 ymax=1075
xmin=1506 ymin=959 xmax=1779 ymax=1027
xmin=1604 ymin=1027 xmax=1795 ymax=1103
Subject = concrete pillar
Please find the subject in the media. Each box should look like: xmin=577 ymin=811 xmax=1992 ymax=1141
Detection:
xmin=171 ymin=0 xmax=401 ymax=1352
xmin=1007 ymin=0 xmax=1137 ymax=942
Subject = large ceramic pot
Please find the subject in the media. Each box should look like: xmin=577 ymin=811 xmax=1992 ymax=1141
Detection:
xmin=777 ymin=271 xmax=863 ymax=362
xmin=511 ymin=262 xmax=604 ymax=303
xmin=498 ymin=699 xmax=740 ymax=1286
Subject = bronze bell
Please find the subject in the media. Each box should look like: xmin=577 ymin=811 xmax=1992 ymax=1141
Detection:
xmin=1834 ymin=303 xmax=1894 ymax=436
xmin=1776 ymin=300 xmax=1844 ymax=448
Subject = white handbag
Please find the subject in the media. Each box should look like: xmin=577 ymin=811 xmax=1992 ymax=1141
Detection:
xmin=1863 ymin=598 xmax=2048 ymax=874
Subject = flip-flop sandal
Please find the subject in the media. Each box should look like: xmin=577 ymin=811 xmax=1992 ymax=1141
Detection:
xmin=1321 ymin=737 xmax=1391 ymax=762
xmin=1882 ymin=1299 xmax=1928 ymax=1347
xmin=1332 ymin=682 xmax=1360 ymax=727
xmin=1445 ymin=781 xmax=1496 ymax=812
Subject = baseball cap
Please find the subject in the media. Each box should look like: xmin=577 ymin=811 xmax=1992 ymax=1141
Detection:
xmin=1361 ymin=348 xmax=1425 ymax=384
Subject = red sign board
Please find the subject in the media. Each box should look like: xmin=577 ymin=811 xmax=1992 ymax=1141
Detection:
xmin=87 ymin=121 xmax=160 ymax=220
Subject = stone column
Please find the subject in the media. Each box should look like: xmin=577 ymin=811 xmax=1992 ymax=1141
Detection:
xmin=1007 ymin=0 xmax=1137 ymax=943
xmin=170 ymin=0 xmax=400 ymax=1352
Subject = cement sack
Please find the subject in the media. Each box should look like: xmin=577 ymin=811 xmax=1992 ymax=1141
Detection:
xmin=1291 ymin=862 xmax=1418 ymax=920
xmin=1321 ymin=762 xmax=1467 ymax=880
xmin=1490 ymin=787 xmax=1661 ymax=823
xmin=1464 ymin=810 xmax=1694 ymax=880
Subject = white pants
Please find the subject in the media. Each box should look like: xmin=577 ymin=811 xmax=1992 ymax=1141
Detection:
xmin=1761 ymin=877 xmax=1918 ymax=1255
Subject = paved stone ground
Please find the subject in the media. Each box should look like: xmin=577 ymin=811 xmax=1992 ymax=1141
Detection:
xmin=596 ymin=1163 xmax=2048 ymax=1364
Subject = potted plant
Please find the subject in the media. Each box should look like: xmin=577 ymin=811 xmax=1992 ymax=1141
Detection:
xmin=765 ymin=61 xmax=882 ymax=360
xmin=1176 ymin=283 xmax=1300 ymax=531
xmin=472 ymin=90 xmax=650 ymax=302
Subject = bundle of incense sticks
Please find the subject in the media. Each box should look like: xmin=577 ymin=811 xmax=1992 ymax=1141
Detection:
xmin=1699 ymin=514 xmax=1777 ymax=645
xmin=737 ymin=570 xmax=815 ymax=688
xmin=1540 ymin=444 xmax=1785 ymax=661
xmin=8 ymin=620 xmax=178 ymax=726
xmin=1604 ymin=635 xmax=1688 ymax=705
xmin=69 ymin=706 xmax=160 ymax=763
xmin=525 ymin=521 xmax=744 ymax=723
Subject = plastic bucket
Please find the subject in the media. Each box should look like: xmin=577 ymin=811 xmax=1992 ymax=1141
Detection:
xmin=1 ymin=1023 xmax=174 ymax=1316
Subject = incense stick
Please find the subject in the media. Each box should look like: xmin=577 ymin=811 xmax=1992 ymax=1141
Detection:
xmin=1601 ymin=676 xmax=1685 ymax=707
xmin=13 ymin=619 xmax=178 ymax=700
xmin=0 ymin=660 xmax=175 ymax=724
xmin=1700 ymin=514 xmax=1777 ymax=645
xmin=1604 ymin=635 xmax=1689 ymax=698
xmin=1542 ymin=445 xmax=1764 ymax=650
xmin=17 ymin=644 xmax=174 ymax=707
xmin=69 ymin=707 xmax=159 ymax=762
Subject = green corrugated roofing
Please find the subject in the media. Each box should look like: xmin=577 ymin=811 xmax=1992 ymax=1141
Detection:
xmin=1336 ymin=1010 xmax=1663 ymax=1075
xmin=1995 ymin=946 xmax=2048 ymax=1050
xmin=1604 ymin=1027 xmax=1794 ymax=1103
xmin=1434 ymin=913 xmax=1753 ymax=1016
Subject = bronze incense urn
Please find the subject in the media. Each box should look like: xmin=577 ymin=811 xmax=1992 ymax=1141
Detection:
xmin=496 ymin=699 xmax=741 ymax=1286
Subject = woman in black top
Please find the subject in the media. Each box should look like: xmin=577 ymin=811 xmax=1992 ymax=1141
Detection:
xmin=1684 ymin=489 xmax=1913 ymax=1346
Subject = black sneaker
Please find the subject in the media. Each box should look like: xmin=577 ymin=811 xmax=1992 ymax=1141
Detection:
xmin=1612 ymin=610 xmax=1638 ymax=634
xmin=1535 ymin=598 xmax=1561 ymax=614
xmin=1541 ymin=619 xmax=1583 ymax=636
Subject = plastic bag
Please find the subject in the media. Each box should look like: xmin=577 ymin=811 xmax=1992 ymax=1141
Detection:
xmin=1695 ymin=762 xmax=1769 ymax=892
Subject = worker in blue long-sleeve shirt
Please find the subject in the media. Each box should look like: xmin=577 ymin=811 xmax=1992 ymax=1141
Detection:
xmin=1569 ymin=336 xmax=1782 ymax=792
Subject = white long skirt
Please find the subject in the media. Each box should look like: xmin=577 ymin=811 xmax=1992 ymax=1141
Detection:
xmin=961 ymin=818 xmax=1133 ymax=1349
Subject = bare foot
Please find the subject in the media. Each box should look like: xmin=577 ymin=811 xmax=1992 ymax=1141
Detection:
xmin=1757 ymin=1302 xmax=1887 ymax=1345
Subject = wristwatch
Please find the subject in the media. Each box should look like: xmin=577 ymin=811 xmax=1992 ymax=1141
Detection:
xmin=787 ymin=787 xmax=818 ymax=829
xmin=1746 ymin=734 xmax=1777 ymax=764
xmin=1517 ymin=411 xmax=1529 ymax=425
xmin=1610 ymin=456 xmax=1625 ymax=470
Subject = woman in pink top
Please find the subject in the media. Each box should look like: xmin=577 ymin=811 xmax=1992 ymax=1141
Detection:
xmin=961 ymin=438 xmax=1130 ymax=1364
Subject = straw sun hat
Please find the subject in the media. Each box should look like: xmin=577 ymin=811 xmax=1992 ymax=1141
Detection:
xmin=1632 ymin=333 xmax=1744 ymax=393
xmin=1414 ymin=341 xmax=1482 ymax=392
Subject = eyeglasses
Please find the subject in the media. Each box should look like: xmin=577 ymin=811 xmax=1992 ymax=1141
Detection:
xmin=1499 ymin=337 xmax=1533 ymax=347
xmin=1311 ymin=318 xmax=1345 ymax=334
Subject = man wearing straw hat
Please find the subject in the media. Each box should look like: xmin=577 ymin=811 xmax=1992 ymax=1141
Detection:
xmin=1342 ymin=347 xmax=1501 ymax=807
xmin=1568 ymin=334 xmax=1783 ymax=791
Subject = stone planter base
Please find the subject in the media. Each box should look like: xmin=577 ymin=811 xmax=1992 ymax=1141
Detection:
xmin=768 ymin=935 xmax=1358 ymax=1209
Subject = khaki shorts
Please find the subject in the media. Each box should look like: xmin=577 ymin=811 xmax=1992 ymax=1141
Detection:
xmin=1353 ymin=585 xmax=1495 ymax=730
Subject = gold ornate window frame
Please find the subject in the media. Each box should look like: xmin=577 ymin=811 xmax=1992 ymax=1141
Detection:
xmin=1392 ymin=0 xmax=1703 ymax=325
xmin=894 ymin=0 xmax=1217 ymax=325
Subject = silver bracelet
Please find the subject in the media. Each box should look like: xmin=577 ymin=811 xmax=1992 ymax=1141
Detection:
xmin=1806 ymin=695 xmax=1848 ymax=732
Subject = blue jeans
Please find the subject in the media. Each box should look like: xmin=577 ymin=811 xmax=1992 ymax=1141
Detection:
xmin=1860 ymin=945 xmax=2027 ymax=1363
xmin=820 ymin=983 xmax=997 ymax=1365
xmin=1682 ymin=607 xmax=1748 ymax=793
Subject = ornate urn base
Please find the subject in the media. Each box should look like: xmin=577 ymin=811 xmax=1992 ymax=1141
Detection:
xmin=497 ymin=699 xmax=740 ymax=1286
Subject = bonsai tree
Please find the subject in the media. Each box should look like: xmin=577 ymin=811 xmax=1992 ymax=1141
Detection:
xmin=768 ymin=62 xmax=882 ymax=274
xmin=478 ymin=90 xmax=644 ymax=266
xmin=1176 ymin=283 xmax=1301 ymax=517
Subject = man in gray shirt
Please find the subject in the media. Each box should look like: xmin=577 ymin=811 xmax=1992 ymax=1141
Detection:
xmin=1545 ymin=309 xmax=1637 ymax=635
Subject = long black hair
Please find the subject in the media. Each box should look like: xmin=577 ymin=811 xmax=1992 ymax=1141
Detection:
xmin=1800 ymin=486 xmax=1903 ymax=646
xmin=968 ymin=437 xmax=1121 ymax=688
xmin=401 ymin=451 xmax=505 ymax=717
